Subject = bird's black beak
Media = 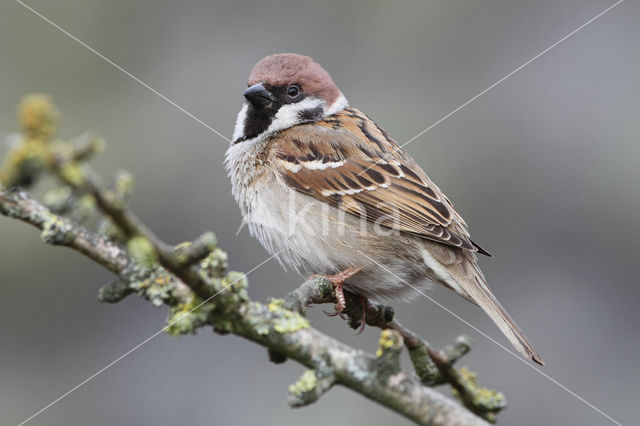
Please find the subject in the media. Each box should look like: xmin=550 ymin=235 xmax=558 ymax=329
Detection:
xmin=244 ymin=83 xmax=276 ymax=108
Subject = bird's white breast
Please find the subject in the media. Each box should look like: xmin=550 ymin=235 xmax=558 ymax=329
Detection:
xmin=225 ymin=137 xmax=280 ymax=238
xmin=225 ymin=137 xmax=365 ymax=275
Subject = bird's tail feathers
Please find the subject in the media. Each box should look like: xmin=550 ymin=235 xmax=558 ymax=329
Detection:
xmin=450 ymin=266 xmax=544 ymax=366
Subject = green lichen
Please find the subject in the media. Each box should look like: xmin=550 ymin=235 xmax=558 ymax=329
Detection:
xmin=267 ymin=298 xmax=286 ymax=311
xmin=254 ymin=321 xmax=270 ymax=336
xmin=97 ymin=279 xmax=133 ymax=303
xmin=0 ymin=95 xmax=94 ymax=189
xmin=175 ymin=242 xmax=192 ymax=251
xmin=452 ymin=366 xmax=506 ymax=421
xmin=200 ymin=248 xmax=228 ymax=278
xmin=374 ymin=329 xmax=403 ymax=379
xmin=0 ymin=191 xmax=22 ymax=218
xmin=0 ymin=137 xmax=48 ymax=187
xmin=288 ymin=369 xmax=317 ymax=395
xmin=268 ymin=298 xmax=310 ymax=333
xmin=221 ymin=271 xmax=249 ymax=302
xmin=205 ymin=270 xmax=249 ymax=334
xmin=174 ymin=241 xmax=193 ymax=264
xmin=314 ymin=276 xmax=335 ymax=298
xmin=18 ymin=94 xmax=59 ymax=141
xmin=173 ymin=234 xmax=218 ymax=265
xmin=166 ymin=295 xmax=216 ymax=336
xmin=376 ymin=329 xmax=402 ymax=358
xmin=244 ymin=301 xmax=271 ymax=335
xmin=126 ymin=236 xmax=158 ymax=269
xmin=197 ymin=232 xmax=218 ymax=251
xmin=143 ymin=274 xmax=174 ymax=306
xmin=124 ymin=268 xmax=178 ymax=307
xmin=58 ymin=162 xmax=85 ymax=187
xmin=40 ymin=214 xmax=73 ymax=245
xmin=408 ymin=344 xmax=441 ymax=386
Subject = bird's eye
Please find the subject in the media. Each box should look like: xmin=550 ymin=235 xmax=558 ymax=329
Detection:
xmin=286 ymin=85 xmax=301 ymax=99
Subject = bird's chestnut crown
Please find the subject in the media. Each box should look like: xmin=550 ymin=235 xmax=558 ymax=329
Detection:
xmin=233 ymin=53 xmax=348 ymax=143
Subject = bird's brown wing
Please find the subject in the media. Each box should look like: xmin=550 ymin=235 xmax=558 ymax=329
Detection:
xmin=272 ymin=106 xmax=490 ymax=255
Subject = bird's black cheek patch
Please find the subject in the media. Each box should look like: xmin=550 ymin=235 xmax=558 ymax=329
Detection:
xmin=297 ymin=106 xmax=324 ymax=122
xmin=238 ymin=103 xmax=279 ymax=142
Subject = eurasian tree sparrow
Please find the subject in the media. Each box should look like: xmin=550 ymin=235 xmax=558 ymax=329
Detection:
xmin=225 ymin=53 xmax=543 ymax=365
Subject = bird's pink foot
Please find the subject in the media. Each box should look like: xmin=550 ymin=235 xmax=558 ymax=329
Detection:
xmin=309 ymin=266 xmax=361 ymax=313
xmin=323 ymin=308 xmax=348 ymax=320
xmin=354 ymin=295 xmax=367 ymax=335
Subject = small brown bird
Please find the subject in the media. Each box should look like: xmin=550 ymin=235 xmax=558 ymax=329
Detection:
xmin=226 ymin=53 xmax=543 ymax=365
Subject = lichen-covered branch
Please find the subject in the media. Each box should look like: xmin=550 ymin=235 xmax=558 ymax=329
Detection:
xmin=0 ymin=95 xmax=503 ymax=425
xmin=0 ymin=186 xmax=488 ymax=426
xmin=283 ymin=278 xmax=506 ymax=420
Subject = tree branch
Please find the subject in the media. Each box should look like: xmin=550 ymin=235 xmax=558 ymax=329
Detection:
xmin=0 ymin=186 xmax=487 ymax=426
xmin=0 ymin=94 xmax=505 ymax=425
xmin=283 ymin=278 xmax=506 ymax=420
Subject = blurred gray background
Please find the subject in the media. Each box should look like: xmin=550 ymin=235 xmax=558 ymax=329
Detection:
xmin=1 ymin=0 xmax=638 ymax=425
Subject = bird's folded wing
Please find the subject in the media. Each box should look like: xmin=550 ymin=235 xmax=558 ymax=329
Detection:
xmin=273 ymin=108 xmax=488 ymax=254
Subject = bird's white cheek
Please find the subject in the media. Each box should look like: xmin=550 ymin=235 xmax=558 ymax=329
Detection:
xmin=232 ymin=103 xmax=249 ymax=142
xmin=266 ymin=97 xmax=325 ymax=134
xmin=326 ymin=93 xmax=348 ymax=115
